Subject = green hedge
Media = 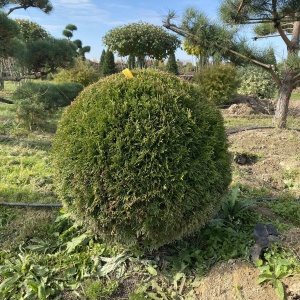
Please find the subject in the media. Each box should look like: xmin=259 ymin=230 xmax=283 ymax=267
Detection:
xmin=193 ymin=64 xmax=240 ymax=105
xmin=13 ymin=81 xmax=83 ymax=129
xmin=52 ymin=69 xmax=232 ymax=249
xmin=237 ymin=65 xmax=276 ymax=99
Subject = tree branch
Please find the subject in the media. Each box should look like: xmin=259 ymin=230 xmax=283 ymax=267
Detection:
xmin=0 ymin=69 xmax=53 ymax=82
xmin=226 ymin=48 xmax=282 ymax=88
xmin=276 ymin=24 xmax=293 ymax=48
xmin=163 ymin=23 xmax=190 ymax=38
xmin=6 ymin=5 xmax=28 ymax=15
xmin=163 ymin=20 xmax=282 ymax=88
xmin=293 ymin=79 xmax=300 ymax=89
xmin=293 ymin=72 xmax=300 ymax=83
xmin=235 ymin=0 xmax=245 ymax=20
xmin=252 ymin=33 xmax=291 ymax=40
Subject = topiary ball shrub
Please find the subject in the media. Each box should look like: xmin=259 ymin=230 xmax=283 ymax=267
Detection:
xmin=52 ymin=69 xmax=232 ymax=249
xmin=193 ymin=63 xmax=240 ymax=106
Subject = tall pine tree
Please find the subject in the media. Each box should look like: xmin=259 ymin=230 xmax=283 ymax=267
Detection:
xmin=103 ymin=49 xmax=116 ymax=76
xmin=166 ymin=52 xmax=179 ymax=75
xmin=99 ymin=49 xmax=106 ymax=76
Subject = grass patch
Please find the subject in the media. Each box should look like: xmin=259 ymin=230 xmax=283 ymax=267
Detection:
xmin=290 ymin=93 xmax=300 ymax=101
xmin=0 ymin=134 xmax=56 ymax=205
xmin=264 ymin=194 xmax=300 ymax=226
xmin=224 ymin=116 xmax=273 ymax=129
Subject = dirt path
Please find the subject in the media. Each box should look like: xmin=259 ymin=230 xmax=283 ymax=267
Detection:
xmin=193 ymin=98 xmax=300 ymax=300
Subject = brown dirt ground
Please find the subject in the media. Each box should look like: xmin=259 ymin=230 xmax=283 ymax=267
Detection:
xmin=193 ymin=96 xmax=300 ymax=300
xmin=225 ymin=96 xmax=300 ymax=197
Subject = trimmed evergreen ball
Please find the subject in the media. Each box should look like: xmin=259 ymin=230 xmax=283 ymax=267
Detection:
xmin=52 ymin=69 xmax=232 ymax=249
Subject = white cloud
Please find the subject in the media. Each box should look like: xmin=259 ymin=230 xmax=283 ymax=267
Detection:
xmin=50 ymin=0 xmax=111 ymax=24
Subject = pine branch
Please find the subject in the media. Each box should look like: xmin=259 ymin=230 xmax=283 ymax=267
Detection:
xmin=163 ymin=19 xmax=282 ymax=88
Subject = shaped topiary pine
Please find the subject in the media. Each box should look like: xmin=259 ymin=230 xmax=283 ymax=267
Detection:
xmin=52 ymin=69 xmax=232 ymax=249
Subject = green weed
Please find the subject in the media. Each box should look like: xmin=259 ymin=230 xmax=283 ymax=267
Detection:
xmin=254 ymin=243 xmax=300 ymax=300
xmin=83 ymin=279 xmax=119 ymax=300
xmin=0 ymin=210 xmax=124 ymax=299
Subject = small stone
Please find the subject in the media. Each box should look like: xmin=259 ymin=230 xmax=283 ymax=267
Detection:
xmin=256 ymin=237 xmax=270 ymax=247
xmin=265 ymin=224 xmax=278 ymax=236
xmin=251 ymin=223 xmax=282 ymax=263
xmin=254 ymin=224 xmax=269 ymax=238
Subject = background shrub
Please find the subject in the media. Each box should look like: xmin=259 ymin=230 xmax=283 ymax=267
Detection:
xmin=53 ymin=58 xmax=100 ymax=87
xmin=193 ymin=63 xmax=240 ymax=105
xmin=52 ymin=69 xmax=232 ymax=249
xmin=13 ymin=81 xmax=83 ymax=129
xmin=237 ymin=65 xmax=276 ymax=99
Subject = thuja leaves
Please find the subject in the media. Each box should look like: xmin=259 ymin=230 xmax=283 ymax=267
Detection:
xmin=53 ymin=69 xmax=232 ymax=249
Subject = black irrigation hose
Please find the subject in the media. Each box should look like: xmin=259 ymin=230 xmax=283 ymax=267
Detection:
xmin=227 ymin=126 xmax=300 ymax=135
xmin=226 ymin=126 xmax=275 ymax=135
xmin=0 ymin=202 xmax=62 ymax=208
xmin=254 ymin=197 xmax=300 ymax=203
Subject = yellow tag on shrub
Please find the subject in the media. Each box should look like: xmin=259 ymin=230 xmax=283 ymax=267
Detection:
xmin=122 ymin=68 xmax=134 ymax=78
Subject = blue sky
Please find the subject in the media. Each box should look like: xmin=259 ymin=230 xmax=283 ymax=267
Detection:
xmin=7 ymin=0 xmax=286 ymax=63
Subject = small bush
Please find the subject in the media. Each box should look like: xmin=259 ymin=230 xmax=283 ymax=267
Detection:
xmin=237 ymin=65 xmax=276 ymax=99
xmin=54 ymin=58 xmax=100 ymax=87
xmin=83 ymin=279 xmax=118 ymax=300
xmin=52 ymin=69 xmax=232 ymax=249
xmin=13 ymin=81 xmax=83 ymax=129
xmin=193 ymin=63 xmax=240 ymax=105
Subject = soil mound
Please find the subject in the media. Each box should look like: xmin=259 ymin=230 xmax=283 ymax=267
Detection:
xmin=224 ymin=94 xmax=275 ymax=116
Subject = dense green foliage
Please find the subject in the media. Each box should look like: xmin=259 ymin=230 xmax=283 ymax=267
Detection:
xmin=102 ymin=49 xmax=117 ymax=76
xmin=0 ymin=210 xmax=122 ymax=299
xmin=98 ymin=49 xmax=106 ymax=76
xmin=24 ymin=38 xmax=76 ymax=73
xmin=0 ymin=11 xmax=19 ymax=57
xmin=13 ymin=81 xmax=83 ymax=129
xmin=62 ymin=24 xmax=91 ymax=60
xmin=237 ymin=65 xmax=276 ymax=99
xmin=15 ymin=19 xmax=50 ymax=42
xmin=52 ymin=69 xmax=232 ymax=249
xmin=0 ymin=8 xmax=77 ymax=79
xmin=53 ymin=58 xmax=99 ymax=87
xmin=194 ymin=63 xmax=240 ymax=105
xmin=103 ymin=22 xmax=181 ymax=61
xmin=165 ymin=52 xmax=179 ymax=75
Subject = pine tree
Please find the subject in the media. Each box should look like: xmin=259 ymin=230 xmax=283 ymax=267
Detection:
xmin=103 ymin=49 xmax=116 ymax=76
xmin=166 ymin=52 xmax=179 ymax=75
xmin=99 ymin=49 xmax=106 ymax=76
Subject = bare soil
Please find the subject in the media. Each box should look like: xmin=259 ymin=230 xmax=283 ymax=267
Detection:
xmin=225 ymin=97 xmax=300 ymax=197
xmin=193 ymin=96 xmax=300 ymax=300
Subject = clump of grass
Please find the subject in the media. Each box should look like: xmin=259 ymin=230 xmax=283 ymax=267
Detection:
xmin=224 ymin=116 xmax=273 ymax=130
xmin=0 ymin=208 xmax=57 ymax=250
xmin=0 ymin=140 xmax=57 ymax=204
xmin=264 ymin=194 xmax=300 ymax=226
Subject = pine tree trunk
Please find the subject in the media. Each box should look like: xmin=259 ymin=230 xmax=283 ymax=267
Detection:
xmin=274 ymin=21 xmax=300 ymax=129
xmin=274 ymin=73 xmax=294 ymax=129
